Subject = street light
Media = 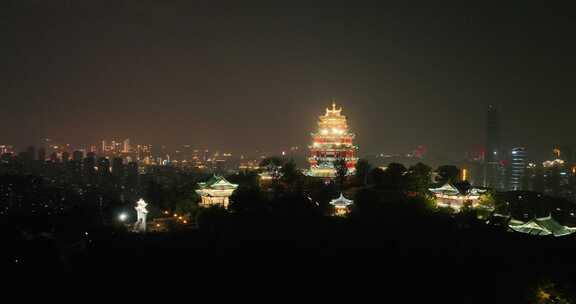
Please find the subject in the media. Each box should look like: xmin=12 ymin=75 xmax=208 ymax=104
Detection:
xmin=118 ymin=213 xmax=128 ymax=222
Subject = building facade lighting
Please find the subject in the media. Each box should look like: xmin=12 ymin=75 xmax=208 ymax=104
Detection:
xmin=306 ymin=101 xmax=358 ymax=178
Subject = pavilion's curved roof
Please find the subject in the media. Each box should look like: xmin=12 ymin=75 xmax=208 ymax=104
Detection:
xmin=429 ymin=183 xmax=461 ymax=196
xmin=197 ymin=175 xmax=239 ymax=190
xmin=429 ymin=183 xmax=487 ymax=196
xmin=508 ymin=215 xmax=576 ymax=237
xmin=330 ymin=193 xmax=353 ymax=207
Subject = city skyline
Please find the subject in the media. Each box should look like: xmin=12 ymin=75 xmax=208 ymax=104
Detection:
xmin=4 ymin=4 xmax=576 ymax=296
xmin=2 ymin=3 xmax=576 ymax=160
xmin=1 ymin=98 xmax=570 ymax=163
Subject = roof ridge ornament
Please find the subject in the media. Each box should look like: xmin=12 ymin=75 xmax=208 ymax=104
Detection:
xmin=326 ymin=99 xmax=342 ymax=115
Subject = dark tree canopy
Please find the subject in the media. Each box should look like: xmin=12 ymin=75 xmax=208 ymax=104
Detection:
xmin=229 ymin=185 xmax=268 ymax=215
xmin=355 ymin=159 xmax=372 ymax=186
xmin=280 ymin=159 xmax=303 ymax=190
xmin=436 ymin=165 xmax=460 ymax=185
xmin=227 ymin=171 xmax=260 ymax=188
xmin=373 ymin=163 xmax=406 ymax=191
xmin=405 ymin=163 xmax=432 ymax=193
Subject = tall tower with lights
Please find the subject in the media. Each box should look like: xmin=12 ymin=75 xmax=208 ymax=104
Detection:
xmin=307 ymin=101 xmax=358 ymax=178
xmin=484 ymin=104 xmax=505 ymax=190
xmin=508 ymin=147 xmax=526 ymax=191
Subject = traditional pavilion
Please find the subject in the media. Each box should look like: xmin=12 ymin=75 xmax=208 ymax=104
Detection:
xmin=196 ymin=175 xmax=238 ymax=209
xmin=428 ymin=183 xmax=487 ymax=210
xmin=329 ymin=193 xmax=354 ymax=216
xmin=508 ymin=215 xmax=576 ymax=237
xmin=307 ymin=101 xmax=358 ymax=178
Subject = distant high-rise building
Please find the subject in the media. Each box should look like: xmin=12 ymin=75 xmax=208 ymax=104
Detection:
xmin=136 ymin=144 xmax=152 ymax=161
xmin=37 ymin=148 xmax=46 ymax=162
xmin=0 ymin=145 xmax=14 ymax=155
xmin=112 ymin=157 xmax=124 ymax=176
xmin=72 ymin=150 xmax=84 ymax=162
xmin=83 ymin=153 xmax=97 ymax=184
xmin=114 ymin=141 xmax=122 ymax=152
xmin=508 ymin=147 xmax=527 ymax=191
xmin=122 ymin=138 xmax=131 ymax=153
xmin=43 ymin=138 xmax=52 ymax=153
xmin=62 ymin=151 xmax=70 ymax=162
xmin=484 ymin=105 xmax=505 ymax=190
xmin=26 ymin=146 xmax=36 ymax=161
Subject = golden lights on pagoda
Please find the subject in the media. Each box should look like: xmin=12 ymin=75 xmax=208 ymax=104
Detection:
xmin=307 ymin=101 xmax=358 ymax=178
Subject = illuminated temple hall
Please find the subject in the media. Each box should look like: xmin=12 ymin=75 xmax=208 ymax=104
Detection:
xmin=428 ymin=183 xmax=487 ymax=210
xmin=196 ymin=175 xmax=238 ymax=209
xmin=307 ymin=102 xmax=358 ymax=178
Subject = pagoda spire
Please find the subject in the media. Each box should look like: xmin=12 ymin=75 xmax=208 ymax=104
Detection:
xmin=326 ymin=99 xmax=342 ymax=115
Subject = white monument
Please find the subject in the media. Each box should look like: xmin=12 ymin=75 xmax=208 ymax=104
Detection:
xmin=134 ymin=198 xmax=148 ymax=233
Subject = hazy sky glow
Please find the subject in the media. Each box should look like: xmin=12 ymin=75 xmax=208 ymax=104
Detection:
xmin=2 ymin=2 xmax=575 ymax=159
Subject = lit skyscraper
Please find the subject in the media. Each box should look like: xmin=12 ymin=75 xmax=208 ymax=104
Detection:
xmin=122 ymin=138 xmax=131 ymax=153
xmin=0 ymin=145 xmax=14 ymax=155
xmin=508 ymin=147 xmax=526 ymax=191
xmin=484 ymin=105 xmax=505 ymax=190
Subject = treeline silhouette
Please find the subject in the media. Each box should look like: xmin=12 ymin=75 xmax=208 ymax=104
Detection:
xmin=2 ymin=158 xmax=576 ymax=302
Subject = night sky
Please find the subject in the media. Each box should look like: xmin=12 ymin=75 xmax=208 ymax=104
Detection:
xmin=2 ymin=2 xmax=575 ymax=159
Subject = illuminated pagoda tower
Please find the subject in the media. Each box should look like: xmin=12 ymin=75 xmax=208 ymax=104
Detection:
xmin=196 ymin=175 xmax=238 ymax=209
xmin=307 ymin=101 xmax=358 ymax=178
